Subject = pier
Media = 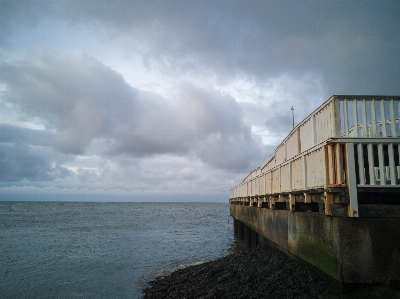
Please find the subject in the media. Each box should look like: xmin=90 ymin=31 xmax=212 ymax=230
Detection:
xmin=229 ymin=95 xmax=400 ymax=284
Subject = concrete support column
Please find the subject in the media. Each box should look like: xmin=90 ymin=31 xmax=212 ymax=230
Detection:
xmin=238 ymin=220 xmax=244 ymax=239
xmin=244 ymin=225 xmax=251 ymax=246
xmin=233 ymin=218 xmax=238 ymax=236
xmin=324 ymin=192 xmax=333 ymax=215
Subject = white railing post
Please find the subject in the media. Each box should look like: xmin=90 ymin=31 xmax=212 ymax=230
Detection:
xmin=327 ymin=145 xmax=335 ymax=185
xmin=361 ymin=99 xmax=368 ymax=137
xmin=344 ymin=99 xmax=349 ymax=137
xmin=352 ymin=99 xmax=358 ymax=137
xmin=380 ymin=100 xmax=387 ymax=137
xmin=345 ymin=143 xmax=359 ymax=217
xmin=389 ymin=99 xmax=396 ymax=137
xmin=378 ymin=144 xmax=385 ymax=185
xmin=334 ymin=98 xmax=341 ymax=137
xmin=367 ymin=143 xmax=376 ymax=185
xmin=335 ymin=144 xmax=344 ymax=184
xmin=388 ymin=143 xmax=396 ymax=185
xmin=357 ymin=143 xmax=365 ymax=185
xmin=371 ymin=99 xmax=377 ymax=137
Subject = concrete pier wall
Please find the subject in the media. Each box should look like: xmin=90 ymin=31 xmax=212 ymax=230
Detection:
xmin=230 ymin=204 xmax=400 ymax=284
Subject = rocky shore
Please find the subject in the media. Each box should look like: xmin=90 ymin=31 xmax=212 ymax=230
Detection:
xmin=143 ymin=243 xmax=400 ymax=299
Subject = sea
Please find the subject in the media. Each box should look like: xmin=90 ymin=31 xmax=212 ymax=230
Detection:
xmin=0 ymin=201 xmax=240 ymax=299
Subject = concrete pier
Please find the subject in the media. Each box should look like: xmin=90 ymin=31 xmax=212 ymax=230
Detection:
xmin=229 ymin=95 xmax=400 ymax=284
xmin=230 ymin=204 xmax=400 ymax=284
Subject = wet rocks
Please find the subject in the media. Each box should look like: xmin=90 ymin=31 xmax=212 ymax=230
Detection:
xmin=142 ymin=244 xmax=346 ymax=299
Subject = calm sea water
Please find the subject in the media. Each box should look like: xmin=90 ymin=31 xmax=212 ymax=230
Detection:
xmin=0 ymin=201 xmax=236 ymax=299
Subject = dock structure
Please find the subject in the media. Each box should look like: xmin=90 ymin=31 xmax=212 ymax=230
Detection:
xmin=229 ymin=95 xmax=400 ymax=284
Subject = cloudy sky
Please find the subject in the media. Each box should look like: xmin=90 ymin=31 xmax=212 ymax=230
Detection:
xmin=1 ymin=1 xmax=400 ymax=201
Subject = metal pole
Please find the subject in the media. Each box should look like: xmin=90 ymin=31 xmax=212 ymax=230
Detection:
xmin=291 ymin=106 xmax=294 ymax=128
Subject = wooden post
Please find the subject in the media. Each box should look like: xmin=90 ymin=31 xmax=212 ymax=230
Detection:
xmin=289 ymin=194 xmax=295 ymax=212
xmin=269 ymin=196 xmax=275 ymax=209
xmin=304 ymin=193 xmax=312 ymax=203
xmin=324 ymin=191 xmax=333 ymax=215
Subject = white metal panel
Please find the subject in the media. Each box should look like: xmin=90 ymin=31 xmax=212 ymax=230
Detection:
xmin=271 ymin=169 xmax=280 ymax=194
xmin=286 ymin=130 xmax=300 ymax=160
xmin=315 ymin=103 xmax=334 ymax=143
xmin=259 ymin=173 xmax=266 ymax=195
xmin=275 ymin=144 xmax=286 ymax=165
xmin=265 ymin=172 xmax=271 ymax=194
xmin=306 ymin=148 xmax=325 ymax=188
xmin=299 ymin=118 xmax=314 ymax=152
xmin=280 ymin=163 xmax=291 ymax=193
xmin=291 ymin=157 xmax=304 ymax=191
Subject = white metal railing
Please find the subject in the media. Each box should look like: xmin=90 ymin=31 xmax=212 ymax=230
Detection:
xmin=342 ymin=141 xmax=400 ymax=186
xmin=339 ymin=98 xmax=400 ymax=138
xmin=241 ymin=96 xmax=400 ymax=184
xmin=230 ymin=96 xmax=400 ymax=217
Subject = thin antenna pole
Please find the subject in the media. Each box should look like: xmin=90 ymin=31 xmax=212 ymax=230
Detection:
xmin=291 ymin=106 xmax=294 ymax=129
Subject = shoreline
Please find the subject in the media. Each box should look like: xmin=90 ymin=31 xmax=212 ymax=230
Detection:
xmin=142 ymin=243 xmax=400 ymax=299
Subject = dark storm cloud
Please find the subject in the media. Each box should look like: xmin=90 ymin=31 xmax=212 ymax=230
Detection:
xmin=47 ymin=0 xmax=400 ymax=95
xmin=2 ymin=1 xmax=400 ymax=94
xmin=1 ymin=49 xmax=264 ymax=173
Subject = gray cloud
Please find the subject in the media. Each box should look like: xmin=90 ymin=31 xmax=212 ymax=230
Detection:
xmin=1 ymin=0 xmax=400 ymax=194
xmin=0 ymin=124 xmax=72 ymax=182
xmin=40 ymin=1 xmax=400 ymax=95
xmin=2 ymin=49 xmax=138 ymax=154
xmin=0 ymin=141 xmax=70 ymax=183
xmin=1 ymin=49 xmax=264 ymax=175
xmin=2 ymin=1 xmax=399 ymax=95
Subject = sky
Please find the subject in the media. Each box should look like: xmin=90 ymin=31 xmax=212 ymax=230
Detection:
xmin=1 ymin=0 xmax=400 ymax=202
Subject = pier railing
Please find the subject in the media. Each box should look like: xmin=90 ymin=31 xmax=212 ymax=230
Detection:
xmin=230 ymin=95 xmax=400 ymax=217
